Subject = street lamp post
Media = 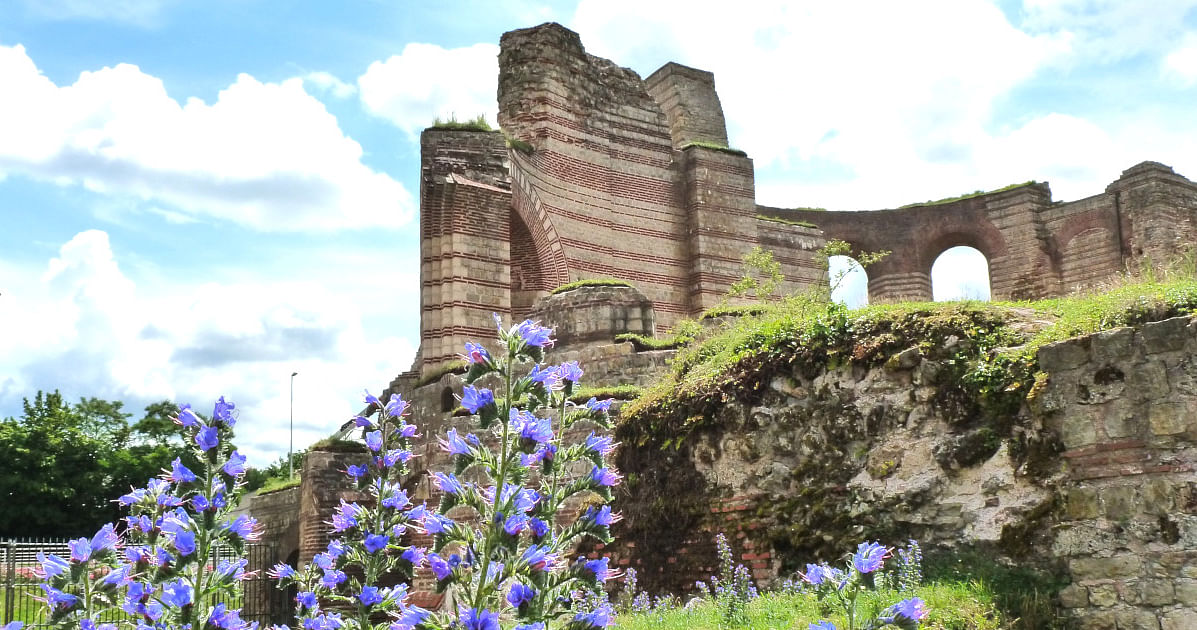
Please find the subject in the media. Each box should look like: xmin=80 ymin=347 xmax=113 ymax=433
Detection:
xmin=290 ymin=371 xmax=298 ymax=479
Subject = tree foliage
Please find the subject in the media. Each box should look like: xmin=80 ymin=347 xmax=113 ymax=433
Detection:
xmin=0 ymin=392 xmax=198 ymax=537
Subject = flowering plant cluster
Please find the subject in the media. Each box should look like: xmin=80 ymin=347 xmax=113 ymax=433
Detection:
xmin=271 ymin=316 xmax=621 ymax=630
xmin=31 ymin=398 xmax=261 ymax=630
xmin=799 ymin=541 xmax=928 ymax=630
xmin=693 ymin=533 xmax=757 ymax=625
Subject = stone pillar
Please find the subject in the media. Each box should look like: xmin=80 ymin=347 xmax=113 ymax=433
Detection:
xmin=645 ymin=62 xmax=729 ymax=150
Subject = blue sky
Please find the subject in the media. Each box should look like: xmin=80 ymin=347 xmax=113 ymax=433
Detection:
xmin=2 ymin=0 xmax=1196 ymax=465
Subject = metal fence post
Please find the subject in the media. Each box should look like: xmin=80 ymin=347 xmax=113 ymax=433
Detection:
xmin=3 ymin=539 xmax=15 ymax=625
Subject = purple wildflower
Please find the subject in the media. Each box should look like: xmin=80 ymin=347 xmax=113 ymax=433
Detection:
xmin=268 ymin=563 xmax=296 ymax=579
xmin=167 ymin=458 xmax=196 ymax=483
xmin=223 ymin=451 xmax=248 ymax=476
xmin=461 ymin=608 xmax=500 ymax=630
xmin=528 ymin=364 xmax=562 ymax=390
xmin=585 ymin=432 xmax=617 ymax=456
xmin=573 ymin=604 xmax=613 ymax=629
xmin=510 ymin=409 xmax=553 ymax=444
xmin=560 ymin=361 xmax=583 ymax=381
xmin=385 ymin=393 xmax=409 ymax=418
xmin=439 ymin=428 xmax=471 ymax=455
xmin=460 ymin=386 xmax=494 ymax=414
xmin=176 ymin=405 xmax=200 ymax=427
xmin=330 ymin=501 xmax=362 ymax=531
xmin=590 ymin=466 xmax=622 ymax=487
xmin=462 ymin=342 xmax=491 ymax=365
xmin=195 ymin=425 xmax=219 ymax=451
xmin=212 ymin=396 xmax=236 ymax=427
xmin=67 ymin=537 xmax=91 ymax=563
xmin=585 ymin=397 xmax=614 ymax=413
xmin=427 ymin=553 xmax=452 ymax=580
xmin=364 ymin=533 xmax=389 ymax=554
xmin=160 ymin=579 xmax=193 ymax=608
xmin=358 ymin=586 xmax=384 ymax=607
xmin=345 ymin=464 xmax=368 ymax=479
xmin=296 ymin=591 xmax=318 ymax=610
xmin=36 ymin=552 xmax=69 ymax=579
xmin=507 ymin=583 xmax=535 ymax=607
xmin=433 ymin=472 xmax=465 ymax=496
xmin=852 ymin=541 xmax=889 ymax=574
xmin=365 ymin=430 xmax=383 ymax=452
xmin=515 ymin=319 xmax=554 ymax=347
xmin=321 ymin=569 xmax=348 ymax=588
xmin=892 ymin=597 xmax=928 ymax=621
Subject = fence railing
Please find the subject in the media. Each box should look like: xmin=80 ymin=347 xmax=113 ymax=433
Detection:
xmin=1 ymin=538 xmax=288 ymax=628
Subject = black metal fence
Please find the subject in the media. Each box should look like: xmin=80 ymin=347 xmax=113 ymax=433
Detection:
xmin=2 ymin=538 xmax=288 ymax=628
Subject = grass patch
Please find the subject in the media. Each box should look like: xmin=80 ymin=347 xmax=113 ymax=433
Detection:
xmin=615 ymin=332 xmax=687 ymax=351
xmin=416 ymin=360 xmax=468 ymax=387
xmin=505 ymin=134 xmax=534 ymax=153
xmin=620 ymin=273 xmax=1197 ymax=441
xmin=755 ymin=213 xmax=817 ymax=229
xmin=256 ymin=475 xmax=301 ymax=494
xmin=614 ymin=584 xmax=1007 ymax=630
xmin=429 ymin=114 xmax=493 ymax=132
xmin=680 ymin=140 xmax=748 ymax=157
xmin=899 ymin=181 xmax=1038 ymax=209
xmin=925 ymin=550 xmax=1069 ymax=629
xmin=568 ymin=384 xmax=645 ymax=405
xmin=549 ymin=278 xmax=635 ymax=295
xmin=699 ymin=304 xmax=768 ymax=320
xmin=310 ymin=437 xmax=367 ymax=452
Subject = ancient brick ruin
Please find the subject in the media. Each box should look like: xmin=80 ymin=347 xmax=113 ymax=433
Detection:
xmin=407 ymin=21 xmax=1197 ymax=384
xmin=244 ymin=22 xmax=1197 ymax=628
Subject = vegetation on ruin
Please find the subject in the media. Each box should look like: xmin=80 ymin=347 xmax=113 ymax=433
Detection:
xmin=897 ymin=180 xmax=1038 ymax=209
xmin=505 ymin=134 xmax=534 ymax=153
xmin=429 ymin=114 xmax=493 ymax=131
xmin=698 ymin=304 xmax=768 ymax=320
xmin=613 ymin=584 xmax=1006 ymax=630
xmin=549 ymin=277 xmax=636 ymax=294
xmin=755 ymin=213 xmax=817 ymax=228
xmin=679 ymin=140 xmax=748 ymax=157
xmin=415 ymin=359 xmax=468 ymax=387
xmin=568 ymin=384 xmax=645 ymax=404
xmin=255 ymin=474 xmax=301 ymax=494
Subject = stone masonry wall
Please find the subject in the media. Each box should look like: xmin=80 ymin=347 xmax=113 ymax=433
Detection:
xmin=1037 ymin=317 xmax=1197 ymax=630
xmin=586 ymin=317 xmax=1197 ymax=628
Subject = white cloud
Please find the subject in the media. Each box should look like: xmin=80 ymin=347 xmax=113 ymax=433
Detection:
xmin=357 ymin=43 xmax=499 ymax=136
xmin=0 ymin=44 xmax=413 ymax=232
xmin=1165 ymin=34 xmax=1197 ymax=85
xmin=19 ymin=0 xmax=171 ymax=27
xmin=570 ymin=0 xmax=1071 ymax=209
xmin=0 ymin=231 xmax=418 ymax=467
xmin=1020 ymin=0 xmax=1197 ymax=63
xmin=304 ymin=71 xmax=358 ymax=99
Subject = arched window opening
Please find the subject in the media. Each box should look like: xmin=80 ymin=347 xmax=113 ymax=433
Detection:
xmin=931 ymin=246 xmax=991 ymax=301
xmin=829 ymin=255 xmax=868 ymax=308
xmin=440 ymin=387 xmax=456 ymax=413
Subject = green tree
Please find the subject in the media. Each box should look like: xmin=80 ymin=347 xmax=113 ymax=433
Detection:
xmin=0 ymin=393 xmax=203 ymax=537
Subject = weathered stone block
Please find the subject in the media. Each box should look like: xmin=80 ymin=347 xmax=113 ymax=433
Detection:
xmin=1149 ymin=402 xmax=1189 ymax=436
xmin=1141 ymin=579 xmax=1175 ymax=606
xmin=1115 ymin=607 xmax=1162 ymax=630
xmin=1102 ymin=399 xmax=1138 ymax=439
xmin=1066 ymin=487 xmax=1100 ymax=520
xmin=1091 ymin=327 xmax=1134 ymax=361
xmin=1174 ymin=579 xmax=1197 ymax=606
xmin=1059 ymin=583 xmax=1090 ymax=608
xmin=1142 ymin=317 xmax=1190 ymax=354
xmin=1040 ymin=337 xmax=1091 ymax=372
xmin=1072 ymin=555 xmax=1143 ymax=580
xmin=1141 ymin=480 xmax=1174 ymax=516
xmin=1089 ymin=582 xmax=1120 ymax=607
xmin=1076 ymin=609 xmax=1117 ymax=630
xmin=1102 ymin=486 xmax=1140 ymax=520
xmin=1129 ymin=362 xmax=1171 ymax=401
xmin=1162 ymin=608 xmax=1197 ymax=630
xmin=1059 ymin=409 xmax=1100 ymax=449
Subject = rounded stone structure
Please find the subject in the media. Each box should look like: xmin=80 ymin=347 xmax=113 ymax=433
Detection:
xmin=527 ymin=284 xmax=655 ymax=349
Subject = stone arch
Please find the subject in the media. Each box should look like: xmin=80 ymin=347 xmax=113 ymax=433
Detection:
xmin=931 ymin=246 xmax=992 ymax=301
xmin=828 ymin=253 xmax=870 ymax=307
xmin=509 ymin=157 xmax=569 ymax=318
